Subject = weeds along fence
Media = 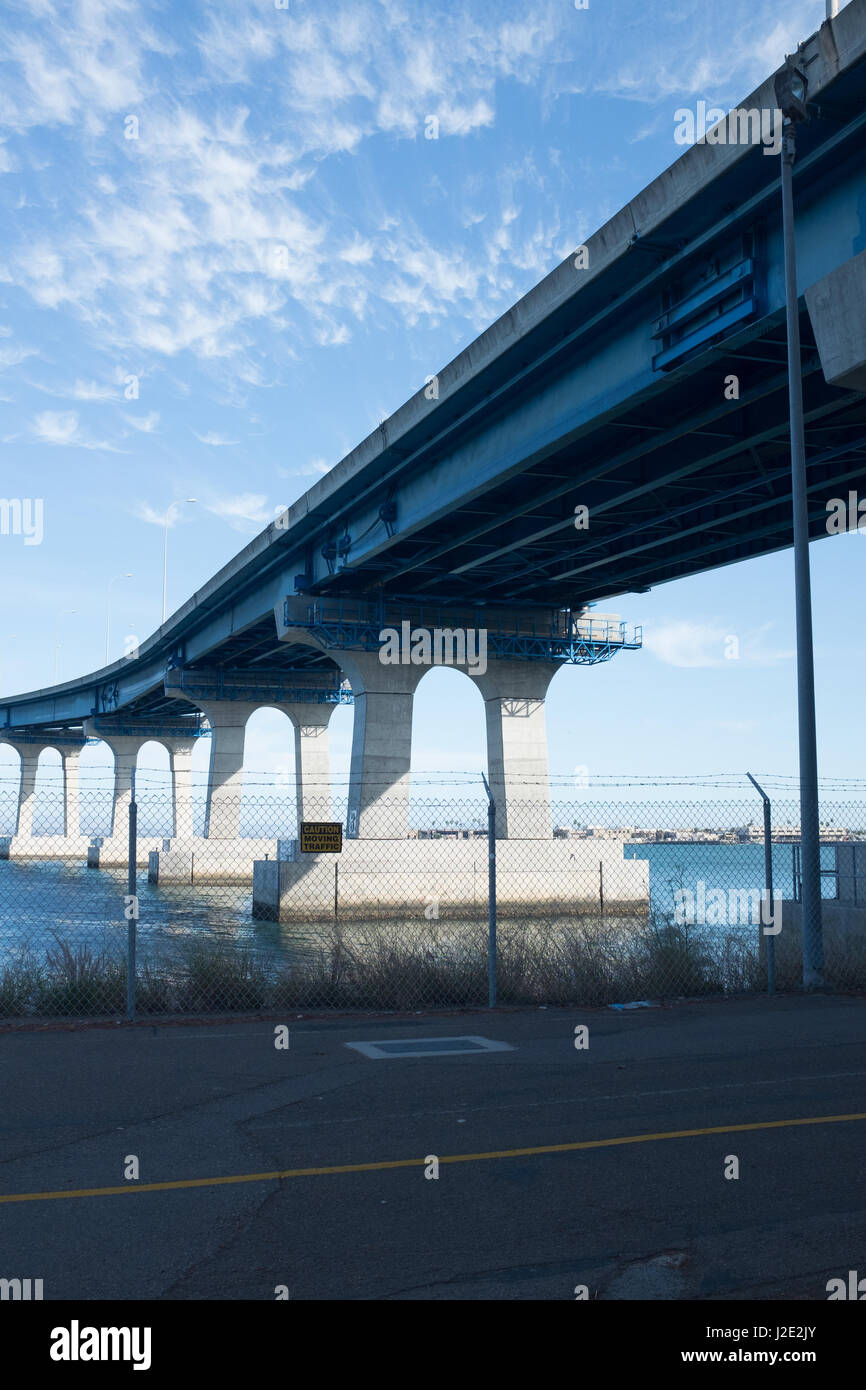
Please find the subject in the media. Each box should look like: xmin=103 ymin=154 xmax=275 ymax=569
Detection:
xmin=0 ymin=779 xmax=865 ymax=1020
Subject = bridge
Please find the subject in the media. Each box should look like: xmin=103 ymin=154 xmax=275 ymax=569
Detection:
xmin=3 ymin=1 xmax=866 ymax=861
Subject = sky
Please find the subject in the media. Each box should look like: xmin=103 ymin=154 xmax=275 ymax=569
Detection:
xmin=0 ymin=0 xmax=863 ymax=807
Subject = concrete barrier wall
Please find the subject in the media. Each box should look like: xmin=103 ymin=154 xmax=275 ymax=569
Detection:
xmin=3 ymin=835 xmax=96 ymax=861
xmin=253 ymin=838 xmax=650 ymax=920
xmin=781 ymin=899 xmax=866 ymax=944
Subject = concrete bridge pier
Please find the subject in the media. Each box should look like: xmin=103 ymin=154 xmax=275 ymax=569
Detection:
xmin=195 ymin=701 xmax=260 ymax=841
xmin=469 ymin=660 xmax=560 ymax=839
xmin=0 ymin=737 xmax=87 ymax=856
xmin=59 ymin=744 xmax=82 ymax=838
xmin=164 ymin=738 xmax=198 ymax=839
xmin=281 ymin=703 xmax=336 ymax=824
xmin=5 ymin=741 xmax=45 ymax=839
xmin=165 ymin=675 xmax=342 ymax=846
xmin=96 ymin=733 xmax=147 ymax=839
xmin=336 ymin=651 xmax=425 ymax=839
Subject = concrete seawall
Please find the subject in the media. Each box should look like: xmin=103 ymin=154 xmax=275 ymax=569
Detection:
xmin=252 ymin=837 xmax=650 ymax=921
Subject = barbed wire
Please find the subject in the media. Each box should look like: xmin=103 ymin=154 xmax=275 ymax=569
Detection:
xmin=1 ymin=768 xmax=865 ymax=793
xmin=1 ymin=768 xmax=865 ymax=790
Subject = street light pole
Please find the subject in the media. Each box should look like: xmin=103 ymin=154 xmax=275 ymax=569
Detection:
xmin=161 ymin=498 xmax=197 ymax=624
xmin=776 ymin=61 xmax=823 ymax=988
xmin=106 ymin=573 xmax=133 ymax=665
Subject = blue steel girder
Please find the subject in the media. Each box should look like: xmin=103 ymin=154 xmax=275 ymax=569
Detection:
xmin=287 ymin=625 xmax=639 ymax=661
xmin=488 ymin=633 xmax=643 ymax=664
xmin=280 ymin=599 xmax=642 ymax=663
xmin=167 ymin=667 xmax=354 ymax=705
xmin=0 ymin=730 xmax=88 ymax=747
xmin=288 ymin=624 xmax=641 ymax=664
xmin=92 ymin=716 xmax=212 ymax=740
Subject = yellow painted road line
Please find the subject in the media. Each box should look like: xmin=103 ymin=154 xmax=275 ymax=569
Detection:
xmin=3 ymin=1110 xmax=866 ymax=1205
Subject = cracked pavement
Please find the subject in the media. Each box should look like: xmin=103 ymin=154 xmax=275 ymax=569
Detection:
xmin=2 ymin=994 xmax=866 ymax=1300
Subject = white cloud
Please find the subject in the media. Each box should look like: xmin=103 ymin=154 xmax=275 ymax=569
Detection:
xmin=1 ymin=0 xmax=823 ymax=438
xmin=33 ymin=410 xmax=78 ymax=445
xmin=278 ymin=457 xmax=335 ymax=478
xmin=645 ymin=620 xmax=793 ymax=668
xmin=194 ymin=430 xmax=239 ymax=446
xmin=313 ymin=321 xmax=351 ymax=347
xmin=437 ymin=98 xmax=495 ymax=137
xmin=0 ymin=0 xmax=172 ymax=135
xmin=29 ymin=378 xmax=118 ymax=401
xmin=31 ymin=409 xmax=120 ymax=451
xmin=592 ymin=0 xmax=821 ymax=103
xmin=0 ymin=0 xmax=578 ymax=371
xmin=202 ymin=492 xmax=272 ymax=529
xmin=134 ymin=500 xmax=193 ymax=527
xmin=126 ymin=411 xmax=160 ymax=432
xmin=0 ymin=343 xmax=37 ymax=369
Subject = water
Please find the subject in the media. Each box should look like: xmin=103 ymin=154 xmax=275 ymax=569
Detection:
xmin=0 ymin=860 xmax=296 ymax=970
xmin=0 ymin=840 xmax=841 ymax=972
xmin=623 ymin=840 xmax=838 ymax=914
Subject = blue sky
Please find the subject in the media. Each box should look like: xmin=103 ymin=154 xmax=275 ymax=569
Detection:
xmin=0 ymin=0 xmax=862 ymax=800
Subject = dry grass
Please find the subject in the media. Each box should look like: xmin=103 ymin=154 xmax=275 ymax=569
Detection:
xmin=2 ymin=913 xmax=865 ymax=1018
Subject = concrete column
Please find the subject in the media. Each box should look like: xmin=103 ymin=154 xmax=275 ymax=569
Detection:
xmin=336 ymin=651 xmax=425 ymax=839
xmin=99 ymin=735 xmax=147 ymax=839
xmin=7 ymin=744 xmax=45 ymax=838
xmin=468 ymin=660 xmax=560 ymax=839
xmin=164 ymin=739 xmax=198 ymax=839
xmin=282 ymin=703 xmax=336 ymax=824
xmin=197 ymin=701 xmax=259 ymax=840
xmin=60 ymin=746 xmax=81 ymax=838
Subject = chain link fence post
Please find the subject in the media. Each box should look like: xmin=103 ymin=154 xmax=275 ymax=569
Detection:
xmin=482 ymin=773 xmax=497 ymax=1008
xmin=746 ymin=772 xmax=775 ymax=996
xmin=126 ymin=771 xmax=137 ymax=1021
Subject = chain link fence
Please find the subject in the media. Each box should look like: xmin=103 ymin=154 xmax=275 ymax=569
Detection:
xmin=1 ymin=778 xmax=865 ymax=1020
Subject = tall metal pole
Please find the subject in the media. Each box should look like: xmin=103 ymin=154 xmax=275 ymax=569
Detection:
xmin=482 ymin=772 xmax=497 ymax=1008
xmin=826 ymin=2 xmax=839 ymax=19
xmin=126 ymin=770 xmax=138 ymax=1021
xmin=747 ymin=772 xmax=776 ymax=995
xmin=780 ymin=120 xmax=823 ymax=987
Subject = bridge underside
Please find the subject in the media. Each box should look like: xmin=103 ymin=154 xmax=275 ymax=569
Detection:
xmin=325 ymin=316 xmax=866 ymax=608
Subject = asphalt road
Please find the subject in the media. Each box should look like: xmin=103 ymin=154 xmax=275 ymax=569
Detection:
xmin=2 ymin=994 xmax=865 ymax=1300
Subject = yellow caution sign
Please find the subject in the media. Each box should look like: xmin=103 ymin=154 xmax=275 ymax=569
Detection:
xmin=300 ymin=821 xmax=343 ymax=854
